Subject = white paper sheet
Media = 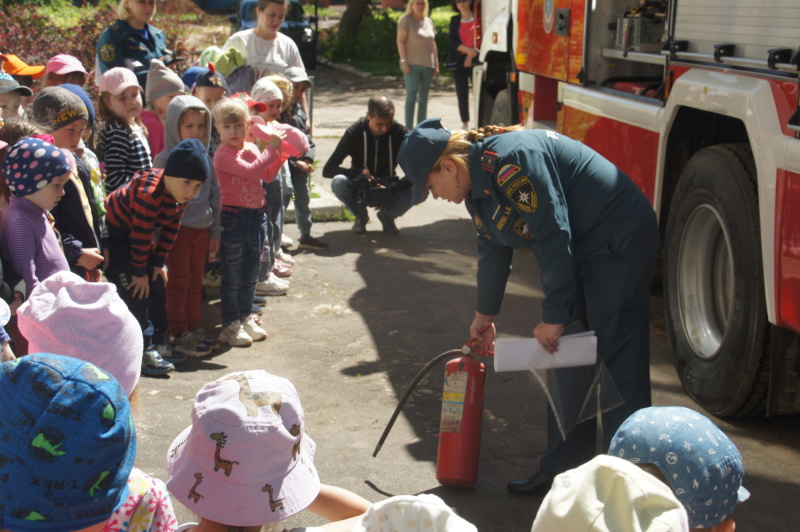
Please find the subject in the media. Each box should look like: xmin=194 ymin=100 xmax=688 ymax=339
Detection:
xmin=493 ymin=332 xmax=597 ymax=373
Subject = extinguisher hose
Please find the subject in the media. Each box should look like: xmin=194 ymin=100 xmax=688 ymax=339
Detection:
xmin=373 ymin=348 xmax=465 ymax=457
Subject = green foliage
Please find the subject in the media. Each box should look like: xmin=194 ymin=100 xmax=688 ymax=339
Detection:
xmin=322 ymin=6 xmax=451 ymax=76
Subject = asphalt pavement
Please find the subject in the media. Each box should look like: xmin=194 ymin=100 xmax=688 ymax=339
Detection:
xmin=134 ymin=65 xmax=800 ymax=531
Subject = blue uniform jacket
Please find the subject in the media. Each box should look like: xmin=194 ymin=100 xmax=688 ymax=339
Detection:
xmin=97 ymin=19 xmax=168 ymax=88
xmin=465 ymin=130 xmax=653 ymax=323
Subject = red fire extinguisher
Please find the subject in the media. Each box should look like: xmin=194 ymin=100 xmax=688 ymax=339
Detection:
xmin=373 ymin=329 xmax=493 ymax=488
xmin=436 ymin=354 xmax=486 ymax=487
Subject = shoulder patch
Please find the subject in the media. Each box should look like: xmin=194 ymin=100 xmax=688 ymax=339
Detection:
xmin=480 ymin=151 xmax=498 ymax=172
xmin=497 ymin=164 xmax=520 ymax=187
xmin=472 ymin=214 xmax=483 ymax=230
xmin=514 ymin=218 xmax=534 ymax=239
xmin=100 ymin=44 xmax=116 ymax=63
xmin=505 ymin=176 xmax=538 ymax=213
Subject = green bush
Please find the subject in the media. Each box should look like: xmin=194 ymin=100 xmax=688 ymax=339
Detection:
xmin=323 ymin=6 xmax=453 ymax=76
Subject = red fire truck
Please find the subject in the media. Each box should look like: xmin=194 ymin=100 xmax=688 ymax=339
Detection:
xmin=472 ymin=0 xmax=800 ymax=416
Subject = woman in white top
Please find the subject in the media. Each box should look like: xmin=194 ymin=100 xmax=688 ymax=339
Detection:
xmin=223 ymin=0 xmax=304 ymax=78
xmin=396 ymin=0 xmax=439 ymax=128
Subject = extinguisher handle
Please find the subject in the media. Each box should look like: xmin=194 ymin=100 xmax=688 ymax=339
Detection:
xmin=464 ymin=324 xmax=495 ymax=357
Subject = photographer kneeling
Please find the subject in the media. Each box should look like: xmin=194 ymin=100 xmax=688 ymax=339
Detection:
xmin=323 ymin=96 xmax=418 ymax=235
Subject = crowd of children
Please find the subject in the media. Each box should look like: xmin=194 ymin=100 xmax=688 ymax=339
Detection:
xmin=0 ymin=50 xmax=325 ymax=374
xmin=0 ymin=37 xmax=753 ymax=532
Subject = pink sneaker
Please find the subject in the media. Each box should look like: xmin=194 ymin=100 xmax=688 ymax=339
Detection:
xmin=272 ymin=258 xmax=293 ymax=278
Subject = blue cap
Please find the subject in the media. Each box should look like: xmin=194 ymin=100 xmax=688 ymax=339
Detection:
xmin=181 ymin=66 xmax=206 ymax=89
xmin=164 ymin=138 xmax=210 ymax=182
xmin=398 ymin=118 xmax=452 ymax=205
xmin=0 ymin=353 xmax=136 ymax=532
xmin=2 ymin=137 xmax=72 ymax=197
xmin=609 ymin=406 xmax=750 ymax=528
xmin=60 ymin=83 xmax=96 ymax=131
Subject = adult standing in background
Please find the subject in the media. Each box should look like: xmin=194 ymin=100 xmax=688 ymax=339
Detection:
xmin=223 ymin=0 xmax=304 ymax=78
xmin=396 ymin=0 xmax=439 ymax=128
xmin=96 ymin=0 xmax=170 ymax=89
xmin=223 ymin=0 xmax=309 ymax=122
xmin=447 ymin=0 xmax=477 ymax=129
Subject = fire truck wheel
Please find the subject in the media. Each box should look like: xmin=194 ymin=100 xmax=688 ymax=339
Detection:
xmin=663 ymin=143 xmax=769 ymax=416
xmin=489 ymin=89 xmax=512 ymax=127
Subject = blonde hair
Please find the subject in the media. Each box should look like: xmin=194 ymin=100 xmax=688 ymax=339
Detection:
xmin=406 ymin=0 xmax=429 ymax=17
xmin=117 ymin=0 xmax=157 ymax=20
xmin=431 ymin=124 xmax=524 ymax=173
xmin=213 ymin=98 xmax=249 ymax=125
xmin=265 ymin=73 xmax=292 ymax=112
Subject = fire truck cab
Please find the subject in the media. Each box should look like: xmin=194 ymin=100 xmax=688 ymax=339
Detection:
xmin=473 ymin=0 xmax=800 ymax=416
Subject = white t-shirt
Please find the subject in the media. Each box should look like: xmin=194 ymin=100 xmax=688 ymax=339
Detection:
xmin=223 ymin=30 xmax=304 ymax=77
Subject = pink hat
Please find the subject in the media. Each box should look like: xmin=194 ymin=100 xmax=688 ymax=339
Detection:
xmin=16 ymin=271 xmax=142 ymax=396
xmin=45 ymin=54 xmax=89 ymax=76
xmin=166 ymin=371 xmax=320 ymax=526
xmin=99 ymin=67 xmax=140 ymax=95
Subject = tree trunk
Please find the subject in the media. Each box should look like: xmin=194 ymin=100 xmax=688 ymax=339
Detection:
xmin=339 ymin=0 xmax=372 ymax=36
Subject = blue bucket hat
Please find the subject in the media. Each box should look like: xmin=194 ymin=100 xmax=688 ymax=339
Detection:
xmin=0 ymin=353 xmax=136 ymax=532
xmin=608 ymin=406 xmax=750 ymax=529
xmin=398 ymin=118 xmax=452 ymax=205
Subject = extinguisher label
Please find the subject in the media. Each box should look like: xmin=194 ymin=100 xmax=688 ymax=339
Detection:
xmin=440 ymin=370 xmax=468 ymax=433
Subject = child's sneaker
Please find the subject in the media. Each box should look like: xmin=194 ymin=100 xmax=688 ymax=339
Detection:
xmin=243 ymin=314 xmax=268 ymax=341
xmin=272 ymin=258 xmax=293 ymax=278
xmin=191 ymin=327 xmax=219 ymax=350
xmin=218 ymin=320 xmax=253 ymax=347
xmin=276 ymin=248 xmax=296 ymax=264
xmin=203 ymin=267 xmax=222 ymax=288
xmin=171 ymin=331 xmax=212 ymax=357
xmin=281 ymin=233 xmax=294 ymax=249
xmin=142 ymin=346 xmax=175 ymax=376
xmin=157 ymin=341 xmax=186 ymax=365
xmin=255 ymin=273 xmax=289 ymax=296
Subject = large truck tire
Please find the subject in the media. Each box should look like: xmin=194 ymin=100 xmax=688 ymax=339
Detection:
xmin=663 ymin=143 xmax=769 ymax=416
xmin=489 ymin=89 xmax=512 ymax=127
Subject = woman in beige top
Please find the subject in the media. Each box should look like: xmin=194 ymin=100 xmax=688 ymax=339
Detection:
xmin=396 ymin=0 xmax=439 ymax=128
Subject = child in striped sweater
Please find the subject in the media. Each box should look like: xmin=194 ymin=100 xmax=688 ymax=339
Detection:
xmin=104 ymin=138 xmax=209 ymax=377
xmin=97 ymin=67 xmax=152 ymax=195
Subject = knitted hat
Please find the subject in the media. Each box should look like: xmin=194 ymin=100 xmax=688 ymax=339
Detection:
xmin=167 ymin=370 xmax=320 ymax=526
xmin=531 ymin=455 xmax=689 ymax=532
xmin=32 ymin=86 xmax=89 ymax=130
xmin=0 ymin=72 xmax=33 ymax=97
xmin=145 ymin=59 xmax=185 ymax=105
xmin=2 ymin=137 xmax=72 ymax=197
xmin=0 ymin=353 xmax=136 ymax=532
xmin=164 ymin=138 xmax=210 ymax=182
xmin=45 ymin=54 xmax=88 ymax=76
xmin=353 ymin=495 xmax=477 ymax=532
xmin=181 ymin=66 xmax=206 ymax=90
xmin=195 ymin=63 xmax=229 ymax=95
xmin=1 ymin=54 xmax=45 ymax=79
xmin=99 ymin=67 xmax=139 ymax=95
xmin=608 ymin=406 xmax=750 ymax=529
xmin=251 ymin=77 xmax=282 ymax=104
xmin=60 ymin=83 xmax=96 ymax=132
xmin=17 ymin=271 xmax=142 ymax=396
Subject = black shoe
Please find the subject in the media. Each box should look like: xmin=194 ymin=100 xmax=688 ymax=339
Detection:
xmin=507 ymin=470 xmax=556 ymax=496
xmin=377 ymin=209 xmax=399 ymax=235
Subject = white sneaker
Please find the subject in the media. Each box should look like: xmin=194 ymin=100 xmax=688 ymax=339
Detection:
xmin=281 ymin=233 xmax=294 ymax=248
xmin=243 ymin=315 xmax=268 ymax=341
xmin=255 ymin=273 xmax=289 ymax=296
xmin=277 ymin=248 xmax=296 ymax=265
xmin=218 ymin=320 xmax=253 ymax=347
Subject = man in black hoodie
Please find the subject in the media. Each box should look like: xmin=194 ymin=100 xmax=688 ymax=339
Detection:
xmin=323 ymin=96 xmax=413 ymax=235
